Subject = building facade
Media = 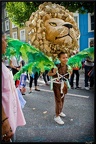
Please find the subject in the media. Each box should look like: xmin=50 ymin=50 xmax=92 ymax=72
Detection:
xmin=2 ymin=2 xmax=29 ymax=43
xmin=2 ymin=2 xmax=10 ymax=36
xmin=74 ymin=12 xmax=94 ymax=51
xmin=79 ymin=13 xmax=94 ymax=51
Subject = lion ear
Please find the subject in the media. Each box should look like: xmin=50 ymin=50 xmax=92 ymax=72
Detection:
xmin=43 ymin=14 xmax=51 ymax=21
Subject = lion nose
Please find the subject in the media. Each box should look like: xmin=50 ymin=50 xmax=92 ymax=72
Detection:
xmin=63 ymin=24 xmax=72 ymax=28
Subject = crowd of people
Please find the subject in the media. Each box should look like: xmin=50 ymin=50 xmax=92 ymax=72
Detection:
xmin=69 ymin=50 xmax=94 ymax=90
xmin=2 ymin=31 xmax=94 ymax=142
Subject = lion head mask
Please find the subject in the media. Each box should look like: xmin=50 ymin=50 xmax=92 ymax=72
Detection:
xmin=26 ymin=2 xmax=80 ymax=59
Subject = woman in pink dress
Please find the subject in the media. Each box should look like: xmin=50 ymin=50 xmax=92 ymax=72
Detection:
xmin=2 ymin=32 xmax=26 ymax=142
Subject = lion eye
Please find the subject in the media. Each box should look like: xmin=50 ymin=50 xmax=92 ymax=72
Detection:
xmin=49 ymin=22 xmax=57 ymax=27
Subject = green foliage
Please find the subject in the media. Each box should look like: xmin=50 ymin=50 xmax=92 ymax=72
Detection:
xmin=60 ymin=2 xmax=95 ymax=13
xmin=6 ymin=2 xmax=95 ymax=27
xmin=6 ymin=2 xmax=38 ymax=27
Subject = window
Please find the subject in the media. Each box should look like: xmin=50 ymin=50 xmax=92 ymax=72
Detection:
xmin=88 ymin=38 xmax=94 ymax=47
xmin=4 ymin=8 xmax=8 ymax=18
xmin=5 ymin=20 xmax=9 ymax=31
xmin=91 ymin=15 xmax=94 ymax=31
xmin=73 ymin=12 xmax=79 ymax=28
xmin=12 ymin=32 xmax=17 ymax=39
xmin=88 ymin=13 xmax=94 ymax=32
xmin=20 ymin=29 xmax=26 ymax=41
xmin=12 ymin=23 xmax=17 ymax=28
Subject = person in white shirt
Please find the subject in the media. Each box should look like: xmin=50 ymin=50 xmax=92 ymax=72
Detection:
xmin=9 ymin=56 xmax=23 ymax=87
xmin=84 ymin=56 xmax=94 ymax=90
xmin=9 ymin=56 xmax=22 ymax=75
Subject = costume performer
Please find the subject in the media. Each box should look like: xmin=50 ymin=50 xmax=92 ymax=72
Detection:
xmin=48 ymin=52 xmax=71 ymax=125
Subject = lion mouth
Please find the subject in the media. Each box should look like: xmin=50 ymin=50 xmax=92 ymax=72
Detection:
xmin=55 ymin=34 xmax=68 ymax=39
xmin=55 ymin=33 xmax=73 ymax=40
xmin=55 ymin=24 xmax=73 ymax=40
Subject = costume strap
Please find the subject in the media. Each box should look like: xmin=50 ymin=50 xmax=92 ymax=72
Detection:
xmin=50 ymin=71 xmax=70 ymax=91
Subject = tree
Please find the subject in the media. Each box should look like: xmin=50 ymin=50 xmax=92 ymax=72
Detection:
xmin=6 ymin=1 xmax=95 ymax=27
xmin=60 ymin=1 xmax=95 ymax=13
xmin=6 ymin=2 xmax=38 ymax=27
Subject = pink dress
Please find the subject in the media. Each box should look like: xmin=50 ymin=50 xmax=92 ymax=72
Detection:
xmin=2 ymin=62 xmax=26 ymax=133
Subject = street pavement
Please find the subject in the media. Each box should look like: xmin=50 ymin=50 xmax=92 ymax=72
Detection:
xmin=15 ymin=70 xmax=94 ymax=142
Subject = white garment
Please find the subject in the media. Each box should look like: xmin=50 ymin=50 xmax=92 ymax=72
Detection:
xmin=84 ymin=60 xmax=94 ymax=67
xmin=10 ymin=56 xmax=22 ymax=67
xmin=10 ymin=56 xmax=18 ymax=67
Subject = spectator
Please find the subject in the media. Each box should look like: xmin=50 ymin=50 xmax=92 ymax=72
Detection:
xmin=29 ymin=72 xmax=34 ymax=93
xmin=9 ymin=55 xmax=22 ymax=75
xmin=29 ymin=71 xmax=40 ymax=93
xmin=19 ymin=72 xmax=27 ymax=95
xmin=70 ymin=50 xmax=80 ymax=89
xmin=2 ymin=32 xmax=26 ymax=142
xmin=9 ymin=54 xmax=23 ymax=87
xmin=84 ymin=56 xmax=94 ymax=90
xmin=42 ymin=70 xmax=50 ymax=85
xmin=88 ymin=66 xmax=94 ymax=89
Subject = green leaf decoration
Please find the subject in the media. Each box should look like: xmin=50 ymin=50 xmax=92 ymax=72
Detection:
xmin=5 ymin=37 xmax=54 ymax=80
xmin=67 ymin=47 xmax=94 ymax=68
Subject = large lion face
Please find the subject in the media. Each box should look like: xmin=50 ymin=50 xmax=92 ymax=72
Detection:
xmin=26 ymin=2 xmax=80 ymax=58
xmin=44 ymin=18 xmax=76 ymax=45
